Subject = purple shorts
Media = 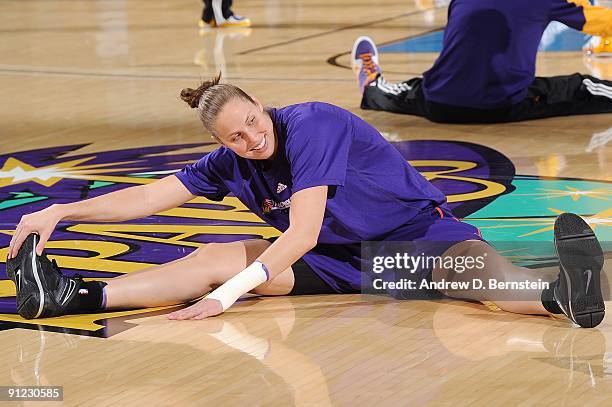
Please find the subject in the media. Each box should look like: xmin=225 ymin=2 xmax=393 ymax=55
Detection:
xmin=300 ymin=204 xmax=484 ymax=294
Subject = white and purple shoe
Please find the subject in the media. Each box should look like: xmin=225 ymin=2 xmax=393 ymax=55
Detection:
xmin=351 ymin=36 xmax=382 ymax=93
xmin=351 ymin=36 xmax=382 ymax=94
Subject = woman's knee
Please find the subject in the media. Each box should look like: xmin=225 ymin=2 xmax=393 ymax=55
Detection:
xmin=192 ymin=240 xmax=271 ymax=284
xmin=194 ymin=242 xmax=224 ymax=258
xmin=190 ymin=242 xmax=241 ymax=283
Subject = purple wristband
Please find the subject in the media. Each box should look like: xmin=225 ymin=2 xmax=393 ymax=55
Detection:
xmin=256 ymin=261 xmax=270 ymax=281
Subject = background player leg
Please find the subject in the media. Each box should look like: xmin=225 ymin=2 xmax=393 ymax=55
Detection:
xmin=361 ymin=76 xmax=429 ymax=117
xmin=508 ymin=74 xmax=612 ymax=122
xmin=201 ymin=0 xmax=215 ymax=25
xmin=200 ymin=0 xmax=232 ymax=26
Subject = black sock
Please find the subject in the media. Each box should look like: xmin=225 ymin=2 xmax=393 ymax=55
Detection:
xmin=67 ymin=281 xmax=107 ymax=313
xmin=541 ymin=281 xmax=562 ymax=314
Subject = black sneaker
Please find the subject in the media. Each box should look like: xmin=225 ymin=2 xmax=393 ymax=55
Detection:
xmin=6 ymin=233 xmax=86 ymax=319
xmin=553 ymin=213 xmax=605 ymax=328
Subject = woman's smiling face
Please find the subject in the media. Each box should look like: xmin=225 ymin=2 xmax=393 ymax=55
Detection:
xmin=213 ymin=97 xmax=276 ymax=160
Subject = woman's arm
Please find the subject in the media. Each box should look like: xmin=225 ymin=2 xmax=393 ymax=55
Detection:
xmin=257 ymin=185 xmax=327 ymax=279
xmin=59 ymin=175 xmax=194 ymax=222
xmin=168 ymin=185 xmax=328 ymax=319
xmin=9 ymin=175 xmax=194 ymax=257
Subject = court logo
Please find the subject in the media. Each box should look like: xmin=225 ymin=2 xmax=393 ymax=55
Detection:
xmin=1 ymin=140 xmax=608 ymax=337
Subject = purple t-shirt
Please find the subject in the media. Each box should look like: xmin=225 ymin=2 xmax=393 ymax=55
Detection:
xmin=175 ymin=102 xmax=447 ymax=291
xmin=176 ymin=102 xmax=446 ymax=243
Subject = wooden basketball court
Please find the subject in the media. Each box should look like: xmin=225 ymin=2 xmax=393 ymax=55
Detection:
xmin=1 ymin=0 xmax=611 ymax=405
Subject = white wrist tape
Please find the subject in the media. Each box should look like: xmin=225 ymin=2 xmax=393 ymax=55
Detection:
xmin=205 ymin=261 xmax=269 ymax=311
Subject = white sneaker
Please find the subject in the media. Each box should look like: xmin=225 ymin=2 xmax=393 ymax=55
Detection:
xmin=218 ymin=15 xmax=251 ymax=28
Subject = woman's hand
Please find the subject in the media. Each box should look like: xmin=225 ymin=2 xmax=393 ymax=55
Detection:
xmin=167 ymin=298 xmax=224 ymax=320
xmin=8 ymin=205 xmax=64 ymax=259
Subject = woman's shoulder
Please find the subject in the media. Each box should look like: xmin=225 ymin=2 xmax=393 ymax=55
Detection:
xmin=194 ymin=145 xmax=238 ymax=172
xmin=200 ymin=145 xmax=234 ymax=161
xmin=276 ymin=101 xmax=352 ymax=123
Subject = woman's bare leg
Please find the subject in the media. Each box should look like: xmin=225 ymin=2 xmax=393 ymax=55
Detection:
xmin=432 ymin=240 xmax=560 ymax=315
xmin=104 ymin=239 xmax=294 ymax=309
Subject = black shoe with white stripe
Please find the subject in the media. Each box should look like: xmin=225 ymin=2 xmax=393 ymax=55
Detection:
xmin=6 ymin=233 xmax=86 ymax=319
xmin=553 ymin=213 xmax=605 ymax=328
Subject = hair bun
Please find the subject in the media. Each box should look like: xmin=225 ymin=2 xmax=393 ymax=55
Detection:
xmin=180 ymin=87 xmax=202 ymax=109
xmin=180 ymin=72 xmax=223 ymax=109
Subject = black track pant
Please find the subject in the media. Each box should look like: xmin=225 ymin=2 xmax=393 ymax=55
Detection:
xmin=202 ymin=0 xmax=233 ymax=23
xmin=361 ymin=73 xmax=612 ymax=124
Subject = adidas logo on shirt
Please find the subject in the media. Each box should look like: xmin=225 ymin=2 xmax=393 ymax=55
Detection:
xmin=277 ymin=183 xmax=287 ymax=193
